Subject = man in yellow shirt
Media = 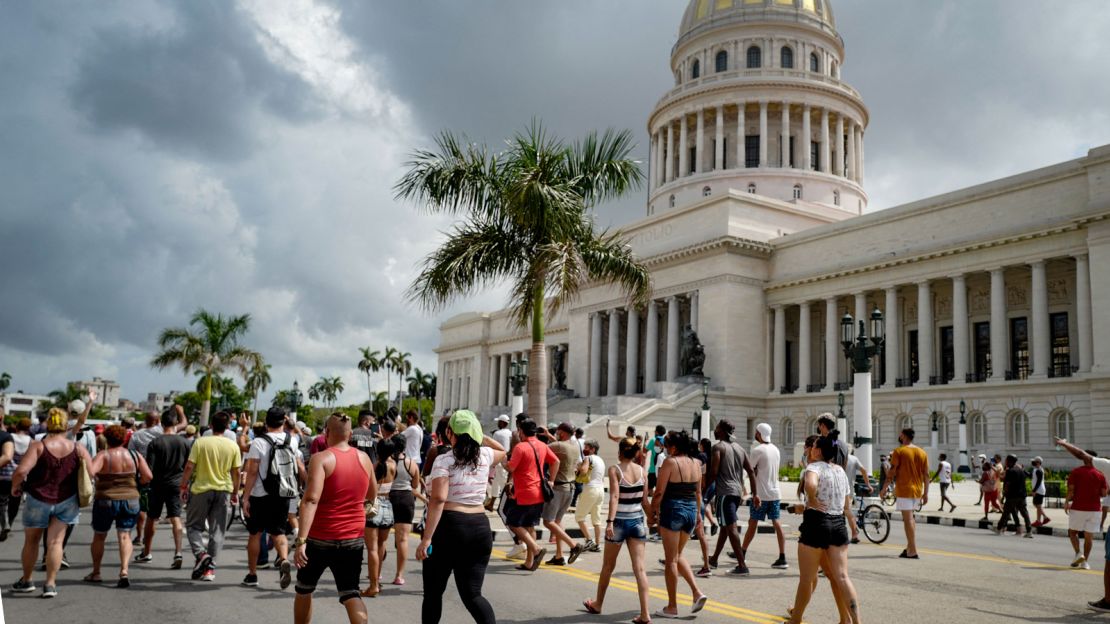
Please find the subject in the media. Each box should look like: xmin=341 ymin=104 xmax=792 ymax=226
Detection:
xmin=179 ymin=411 xmax=242 ymax=581
xmin=881 ymin=427 xmax=929 ymax=559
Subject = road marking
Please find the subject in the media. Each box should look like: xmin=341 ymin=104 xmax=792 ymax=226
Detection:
xmin=873 ymin=542 xmax=1102 ymax=575
xmin=490 ymin=548 xmax=788 ymax=623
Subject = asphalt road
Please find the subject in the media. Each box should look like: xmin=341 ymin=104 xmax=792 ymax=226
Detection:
xmin=1 ymin=513 xmax=1107 ymax=624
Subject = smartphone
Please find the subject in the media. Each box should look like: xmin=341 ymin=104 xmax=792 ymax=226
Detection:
xmin=371 ymin=424 xmax=380 ymax=436
xmin=425 ymin=544 xmax=433 ymax=556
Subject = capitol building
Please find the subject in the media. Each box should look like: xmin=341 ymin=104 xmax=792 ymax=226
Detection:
xmin=434 ymin=0 xmax=1110 ymax=468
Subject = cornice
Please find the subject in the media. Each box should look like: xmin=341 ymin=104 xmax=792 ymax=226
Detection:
xmin=573 ymin=273 xmax=764 ymax=316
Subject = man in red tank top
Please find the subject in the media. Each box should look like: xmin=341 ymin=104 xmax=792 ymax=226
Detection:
xmin=292 ymin=413 xmax=376 ymax=624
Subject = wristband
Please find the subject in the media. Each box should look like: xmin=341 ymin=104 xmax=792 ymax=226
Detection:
xmin=606 ymin=519 xmax=614 ymax=523
xmin=294 ymin=537 xmax=308 ymax=547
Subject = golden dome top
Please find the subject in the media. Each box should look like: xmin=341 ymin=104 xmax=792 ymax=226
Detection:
xmin=679 ymin=0 xmax=837 ymax=43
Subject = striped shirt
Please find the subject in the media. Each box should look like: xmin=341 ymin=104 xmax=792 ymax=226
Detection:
xmin=614 ymin=464 xmax=646 ymax=520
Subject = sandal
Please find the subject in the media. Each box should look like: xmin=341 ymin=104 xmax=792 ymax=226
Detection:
xmin=360 ymin=586 xmax=379 ymax=598
xmin=83 ymin=573 xmax=103 ymax=583
xmin=514 ymin=564 xmax=531 ymax=571
xmin=391 ymin=577 xmax=405 ymax=586
xmin=530 ymin=548 xmax=547 ymax=572
xmin=632 ymin=618 xmax=652 ymax=624
xmin=583 ymin=599 xmax=601 ymax=615
xmin=117 ymin=575 xmax=130 ymax=589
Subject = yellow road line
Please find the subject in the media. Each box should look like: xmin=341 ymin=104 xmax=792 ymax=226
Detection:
xmin=873 ymin=542 xmax=1102 ymax=575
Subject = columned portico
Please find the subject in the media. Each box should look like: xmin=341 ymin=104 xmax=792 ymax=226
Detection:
xmin=773 ymin=305 xmax=786 ymax=393
xmin=799 ymin=302 xmax=812 ymax=391
xmin=645 ymin=300 xmax=659 ymax=386
xmin=1077 ymin=253 xmax=1093 ymax=373
xmin=884 ymin=286 xmax=899 ymax=388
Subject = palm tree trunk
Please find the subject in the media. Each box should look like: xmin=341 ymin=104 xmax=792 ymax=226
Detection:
xmin=201 ymin=372 xmax=213 ymax=427
xmin=366 ymin=372 xmax=372 ymax=410
xmin=527 ymin=284 xmax=548 ymax=427
xmin=398 ymin=373 xmax=405 ymax=410
xmin=386 ymin=369 xmax=392 ymax=409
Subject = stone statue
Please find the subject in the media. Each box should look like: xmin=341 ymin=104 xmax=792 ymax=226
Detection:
xmin=553 ymin=347 xmax=567 ymax=390
xmin=679 ymin=324 xmax=706 ymax=377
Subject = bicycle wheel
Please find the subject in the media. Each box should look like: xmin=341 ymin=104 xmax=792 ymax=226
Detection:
xmin=881 ymin=490 xmax=896 ymax=507
xmin=861 ymin=504 xmax=890 ymax=544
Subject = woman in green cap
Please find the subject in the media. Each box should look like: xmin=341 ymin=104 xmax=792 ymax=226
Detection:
xmin=416 ymin=410 xmax=506 ymax=624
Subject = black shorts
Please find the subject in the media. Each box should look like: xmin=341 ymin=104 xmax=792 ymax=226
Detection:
xmin=798 ymin=509 xmax=849 ymax=550
xmin=1033 ymin=494 xmax=1045 ymax=506
xmin=389 ymin=490 xmax=416 ymax=525
xmin=294 ymin=537 xmax=363 ymax=603
xmin=148 ymin=483 xmax=183 ymax=519
xmin=246 ymin=495 xmax=291 ymax=536
xmin=138 ymin=485 xmax=151 ymax=514
xmin=648 ymin=472 xmax=658 ymax=492
xmin=504 ymin=500 xmax=544 ymax=529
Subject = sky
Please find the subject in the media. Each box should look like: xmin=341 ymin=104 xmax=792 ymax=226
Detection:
xmin=2 ymin=1 xmax=1108 ymax=408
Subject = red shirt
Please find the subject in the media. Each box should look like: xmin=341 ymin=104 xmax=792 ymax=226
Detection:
xmin=1068 ymin=465 xmax=1108 ymax=512
xmin=508 ymin=438 xmax=557 ymax=506
xmin=309 ymin=447 xmax=370 ymax=541
xmin=310 ymin=434 xmax=329 ymax=455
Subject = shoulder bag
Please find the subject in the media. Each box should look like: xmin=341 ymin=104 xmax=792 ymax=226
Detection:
xmin=532 ymin=442 xmax=554 ymax=503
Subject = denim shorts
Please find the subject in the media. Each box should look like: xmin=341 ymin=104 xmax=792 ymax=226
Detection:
xmin=23 ymin=494 xmax=80 ymax=529
xmin=750 ymin=499 xmax=782 ymax=522
xmin=365 ymin=497 xmax=394 ymax=529
xmin=91 ymin=498 xmax=141 ymax=533
xmin=607 ymin=515 xmax=648 ymax=544
xmin=660 ymin=498 xmax=697 ymax=534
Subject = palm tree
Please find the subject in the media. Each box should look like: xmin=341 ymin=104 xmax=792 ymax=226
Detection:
xmin=325 ymin=376 xmax=345 ymax=408
xmin=425 ymin=373 xmax=437 ymax=401
xmin=308 ymin=381 xmax=324 ymax=407
xmin=151 ymin=310 xmax=262 ymax=426
xmin=405 ymin=367 xmax=426 ymax=398
xmin=244 ymin=361 xmax=271 ymax=421
xmin=391 ymin=351 xmax=412 ymax=407
xmin=382 ymin=346 xmax=398 ymax=404
xmin=397 ymin=122 xmax=651 ymax=425
xmin=357 ymin=348 xmax=383 ymax=411
xmin=0 ymin=372 xmax=10 ymax=395
xmin=371 ymin=391 xmax=389 ymax=416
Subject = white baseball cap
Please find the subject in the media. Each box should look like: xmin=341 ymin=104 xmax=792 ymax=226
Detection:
xmin=755 ymin=422 xmax=772 ymax=442
xmin=496 ymin=414 xmax=510 ymax=423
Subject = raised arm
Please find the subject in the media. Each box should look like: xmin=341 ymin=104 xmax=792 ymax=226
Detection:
xmin=1055 ymin=438 xmax=1094 ymax=466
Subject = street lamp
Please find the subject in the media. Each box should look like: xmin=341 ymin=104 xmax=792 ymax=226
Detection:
xmin=289 ymin=381 xmax=303 ymax=417
xmin=695 ymin=378 xmax=711 ymax=441
xmin=836 ymin=392 xmax=847 ymax=434
xmin=957 ymin=399 xmax=970 ymax=473
xmin=586 ymin=405 xmax=591 ymax=424
xmin=509 ymin=358 xmax=528 ymax=418
xmin=930 ymin=411 xmax=939 ymax=449
xmin=840 ymin=306 xmax=885 ymax=473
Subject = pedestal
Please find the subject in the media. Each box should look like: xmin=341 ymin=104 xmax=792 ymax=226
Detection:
xmin=957 ymin=421 xmax=970 ymax=473
xmin=852 ymin=372 xmax=873 ymax=474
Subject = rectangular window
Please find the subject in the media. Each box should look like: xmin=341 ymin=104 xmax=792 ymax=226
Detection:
xmin=745 ymin=135 xmax=760 ymax=168
xmin=908 ymin=330 xmax=919 ymax=383
xmin=688 ymin=147 xmax=697 ymax=174
xmin=810 ymin=142 xmax=819 ymax=171
xmin=974 ymin=321 xmax=991 ymax=379
xmin=1051 ymin=312 xmax=1070 ymax=377
xmin=785 ymin=340 xmax=794 ymax=392
xmin=939 ymin=326 xmax=954 ymax=382
xmin=1010 ymin=317 xmax=1029 ymax=379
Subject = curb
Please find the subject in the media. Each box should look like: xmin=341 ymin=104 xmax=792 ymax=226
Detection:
xmin=913 ymin=513 xmax=1091 ymax=540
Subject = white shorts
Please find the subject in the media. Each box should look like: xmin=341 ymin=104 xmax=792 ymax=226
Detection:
xmin=288 ymin=497 xmax=301 ymax=515
xmin=895 ymin=497 xmax=920 ymax=512
xmin=1070 ymin=510 xmax=1102 ymax=534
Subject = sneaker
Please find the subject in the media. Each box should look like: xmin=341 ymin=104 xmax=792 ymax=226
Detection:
xmin=0 ymin=528 xmax=9 ymax=542
xmin=1022 ymin=532 xmax=1034 ymax=539
xmin=991 ymin=526 xmax=1003 ymax=535
xmin=1031 ymin=520 xmax=1042 ymax=528
xmin=695 ymin=567 xmax=712 ymax=578
xmin=1083 ymin=562 xmax=1092 ymax=570
xmin=192 ymin=553 xmax=212 ymax=580
xmin=545 ymin=557 xmax=566 ymax=566
xmin=728 ymin=565 xmax=751 ymax=576
xmin=135 ymin=552 xmax=154 ymax=563
xmin=568 ymin=544 xmax=584 ymax=565
xmin=273 ymin=558 xmax=285 ymax=570
xmin=41 ymin=585 xmax=57 ymax=599
xmin=279 ymin=560 xmax=293 ymax=589
xmin=710 ymin=524 xmax=719 ymax=536
xmin=201 ymin=570 xmax=215 ymax=582
xmin=586 ymin=541 xmax=601 ymax=553
xmin=506 ymin=544 xmax=526 ymax=560
xmin=771 ymin=555 xmax=789 ymax=570
xmin=1072 ymin=555 xmax=1087 ymax=568
xmin=12 ymin=579 xmax=36 ymax=593
xmin=583 ymin=539 xmax=597 ymax=551
xmin=1089 ymin=599 xmax=1110 ymax=612
xmin=171 ymin=554 xmax=183 ymax=570
xmin=241 ymin=574 xmax=259 ymax=587
xmin=59 ymin=555 xmax=70 ymax=569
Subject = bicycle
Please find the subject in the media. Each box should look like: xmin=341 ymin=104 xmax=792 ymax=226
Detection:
xmin=854 ymin=491 xmax=890 ymax=544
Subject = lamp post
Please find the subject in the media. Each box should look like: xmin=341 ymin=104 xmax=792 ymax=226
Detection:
xmin=586 ymin=405 xmax=591 ymax=424
xmin=509 ymin=358 xmax=528 ymax=419
xmin=840 ymin=306 xmax=885 ymax=473
xmin=289 ymin=380 xmax=303 ymax=418
xmin=957 ymin=399 xmax=970 ymax=473
xmin=836 ymin=392 xmax=847 ymax=435
xmin=930 ymin=411 xmax=939 ymax=449
xmin=695 ymin=378 xmax=711 ymax=441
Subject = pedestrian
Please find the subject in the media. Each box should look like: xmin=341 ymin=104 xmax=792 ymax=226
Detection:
xmin=0 ymin=418 xmax=32 ymax=541
xmin=583 ymin=436 xmax=651 ymax=624
xmin=293 ymin=413 xmax=376 ymax=624
xmin=697 ymin=438 xmax=719 ymax=537
xmin=136 ymin=407 xmax=192 ymax=568
xmin=1059 ymin=440 xmax=1109 ymax=570
xmin=650 ymin=430 xmax=709 ymax=618
xmin=992 ymin=454 xmax=1033 ymax=538
xmin=416 ymin=409 xmax=506 ymax=624
xmin=387 ymin=433 xmax=424 ymax=585
xmin=645 ymin=424 xmax=666 ymax=493
xmin=503 ymin=418 xmax=553 ymax=571
xmin=86 ymin=424 xmax=153 ymax=587
xmin=575 ymin=439 xmax=605 ymax=553
xmin=742 ymin=423 xmax=788 ymax=569
xmin=128 ymin=411 xmax=163 ymax=547
xmin=402 ymin=409 xmax=424 ymax=469
xmin=541 ymin=422 xmax=585 ymax=566
xmin=0 ymin=415 xmax=17 ymax=533
xmin=243 ymin=406 xmax=307 ymax=589
xmin=362 ymin=437 xmax=396 ymax=598
xmin=784 ymin=432 xmax=861 ymax=624
xmin=605 ymin=419 xmax=636 ymax=444
xmin=484 ymin=415 xmax=512 ymax=511
xmin=881 ymin=427 xmax=929 ymax=559
xmin=1053 ymin=439 xmax=1110 ymax=612
xmin=979 ymin=458 xmax=1002 ymax=521
xmin=931 ymin=453 xmax=957 ymax=513
xmin=350 ymin=411 xmax=377 ymax=463
xmin=973 ymin=454 xmax=986 ymax=506
xmin=706 ymin=420 xmax=757 ymax=576
xmin=180 ymin=410 xmax=242 ymax=582
xmin=1031 ymin=456 xmax=1049 ymax=527
xmin=9 ymin=407 xmax=93 ymax=598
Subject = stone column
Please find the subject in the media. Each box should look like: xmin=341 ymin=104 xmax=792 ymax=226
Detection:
xmin=737 ymin=103 xmax=746 ymax=168
xmin=666 ymin=296 xmax=680 ymax=381
xmin=884 ymin=286 xmax=900 ymax=388
xmin=645 ymin=300 xmax=659 ymax=385
xmin=855 ymin=292 xmax=867 ymax=332
xmin=780 ymin=101 xmax=791 ymax=167
xmin=690 ymin=291 xmax=699 ymax=331
xmin=825 ymin=297 xmax=838 ymax=389
xmin=952 ymin=274 xmax=969 ymax=382
xmin=858 ymin=127 xmax=866 ymax=184
xmin=802 ymin=104 xmax=812 ymax=171
xmin=916 ymin=280 xmax=934 ymax=387
xmin=773 ymin=305 xmax=786 ymax=393
xmin=626 ymin=307 xmax=640 ymax=394
xmin=666 ymin=122 xmax=675 ymax=183
xmin=499 ymin=353 xmax=510 ymax=405
xmin=695 ymin=109 xmax=705 ymax=175
xmin=589 ymin=313 xmax=602 ymax=397
xmin=799 ymin=301 xmax=812 ymax=391
xmin=679 ymin=115 xmax=689 ymax=178
xmin=759 ymin=101 xmax=769 ymax=168
xmin=820 ymin=108 xmax=830 ymax=174
xmin=651 ymin=133 xmax=661 ymax=190
xmin=487 ymin=355 xmax=497 ymax=407
xmin=845 ymin=119 xmax=856 ymax=181
xmin=1030 ymin=260 xmax=1049 ymax=378
xmin=714 ymin=107 xmax=724 ymax=170
xmin=1077 ymin=253 xmax=1093 ymax=373
xmin=990 ymin=268 xmax=1008 ymax=381
xmin=835 ymin=114 xmax=845 ymax=177
xmin=607 ymin=310 xmax=621 ymax=395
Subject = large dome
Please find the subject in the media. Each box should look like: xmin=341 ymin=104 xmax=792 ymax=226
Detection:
xmin=679 ymin=0 xmax=837 ymax=44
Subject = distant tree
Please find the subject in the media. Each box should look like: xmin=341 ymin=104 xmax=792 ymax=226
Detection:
xmin=383 ymin=346 xmax=399 ymax=405
xmin=391 ymin=351 xmax=412 ymax=406
xmin=244 ymin=361 xmax=271 ymax=422
xmin=357 ymin=348 xmax=383 ymax=413
xmin=0 ymin=372 xmax=10 ymax=395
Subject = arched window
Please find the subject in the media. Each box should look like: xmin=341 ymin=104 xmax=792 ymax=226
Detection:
xmin=747 ymin=183 xmax=757 ymax=194
xmin=702 ymin=186 xmax=712 ymax=197
xmin=1051 ymin=409 xmax=1075 ymax=441
xmin=715 ymin=50 xmax=728 ymax=73
xmin=895 ymin=414 xmax=913 ymax=437
xmin=781 ymin=418 xmax=796 ymax=447
xmin=669 ymin=194 xmax=676 ymax=208
xmin=746 ymin=46 xmax=762 ymax=69
xmin=872 ymin=417 xmax=882 ymax=446
xmin=806 ymin=417 xmax=819 ymax=435
xmin=931 ymin=412 xmax=949 ymax=446
xmin=691 ymin=59 xmax=701 ymax=79
xmin=781 ymin=46 xmax=794 ymax=69
xmin=792 ymin=184 xmax=803 ymax=200
xmin=969 ymin=412 xmax=987 ymax=448
xmin=1008 ymin=410 xmax=1029 ymax=447
xmin=810 ymin=52 xmax=819 ymax=73
xmin=833 ymin=189 xmax=841 ymax=206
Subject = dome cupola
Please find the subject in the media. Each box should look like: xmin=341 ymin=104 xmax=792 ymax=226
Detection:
xmin=679 ymin=0 xmax=838 ymax=46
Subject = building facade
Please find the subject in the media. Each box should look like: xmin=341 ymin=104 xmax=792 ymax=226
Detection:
xmin=434 ymin=0 xmax=1110 ymax=468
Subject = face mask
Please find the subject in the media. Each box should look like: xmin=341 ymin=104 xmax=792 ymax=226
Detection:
xmin=656 ymin=436 xmax=664 ymax=444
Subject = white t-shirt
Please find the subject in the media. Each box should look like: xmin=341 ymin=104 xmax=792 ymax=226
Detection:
xmin=805 ymin=461 xmax=850 ymax=516
xmin=749 ymin=442 xmax=782 ymax=501
xmin=937 ymin=460 xmax=953 ymax=484
xmin=402 ymin=424 xmax=423 ymax=463
xmin=492 ymin=427 xmax=512 ymax=452
xmin=1032 ymin=466 xmax=1047 ymax=496
xmin=428 ymin=447 xmax=493 ymax=506
xmin=247 ymin=431 xmax=293 ymax=498
xmin=584 ymin=454 xmax=606 ymax=488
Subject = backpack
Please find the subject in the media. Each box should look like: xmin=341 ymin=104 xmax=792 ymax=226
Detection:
xmin=260 ymin=433 xmax=300 ymax=498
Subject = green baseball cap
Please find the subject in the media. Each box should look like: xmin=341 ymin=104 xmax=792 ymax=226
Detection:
xmin=449 ymin=410 xmax=485 ymax=443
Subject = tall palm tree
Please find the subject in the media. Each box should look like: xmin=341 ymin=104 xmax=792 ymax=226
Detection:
xmin=405 ymin=367 xmax=428 ymax=398
xmin=357 ymin=348 xmax=383 ymax=411
xmin=391 ymin=351 xmax=412 ymax=407
xmin=151 ymin=310 xmax=262 ymax=426
xmin=325 ymin=376 xmax=345 ymax=408
xmin=244 ymin=361 xmax=271 ymax=421
xmin=397 ymin=122 xmax=651 ymax=425
xmin=308 ymin=381 xmax=324 ymax=407
xmin=425 ymin=373 xmax=437 ymax=401
xmin=371 ymin=391 xmax=389 ymax=416
xmin=382 ymin=346 xmax=399 ymax=404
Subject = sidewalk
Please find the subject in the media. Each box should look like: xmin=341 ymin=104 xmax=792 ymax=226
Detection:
xmin=904 ymin=481 xmax=1088 ymax=540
